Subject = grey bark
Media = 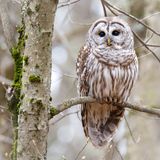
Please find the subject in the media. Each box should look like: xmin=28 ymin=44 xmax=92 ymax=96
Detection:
xmin=17 ymin=0 xmax=58 ymax=159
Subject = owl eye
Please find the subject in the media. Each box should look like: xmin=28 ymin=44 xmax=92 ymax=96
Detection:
xmin=112 ymin=30 xmax=120 ymax=36
xmin=98 ymin=31 xmax=106 ymax=37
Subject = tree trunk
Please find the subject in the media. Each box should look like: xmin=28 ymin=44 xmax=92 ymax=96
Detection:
xmin=17 ymin=0 xmax=58 ymax=159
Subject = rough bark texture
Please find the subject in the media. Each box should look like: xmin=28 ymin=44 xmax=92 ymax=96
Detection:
xmin=17 ymin=0 xmax=58 ymax=159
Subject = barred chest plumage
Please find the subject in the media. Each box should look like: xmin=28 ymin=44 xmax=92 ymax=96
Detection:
xmin=77 ymin=17 xmax=139 ymax=147
xmin=85 ymin=52 xmax=138 ymax=103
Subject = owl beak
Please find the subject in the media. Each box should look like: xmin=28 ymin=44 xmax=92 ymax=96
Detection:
xmin=107 ymin=38 xmax=112 ymax=46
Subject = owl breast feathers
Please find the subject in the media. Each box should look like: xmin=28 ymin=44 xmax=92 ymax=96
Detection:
xmin=76 ymin=17 xmax=138 ymax=147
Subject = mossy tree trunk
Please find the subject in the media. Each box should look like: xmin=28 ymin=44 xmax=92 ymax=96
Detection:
xmin=16 ymin=0 xmax=58 ymax=159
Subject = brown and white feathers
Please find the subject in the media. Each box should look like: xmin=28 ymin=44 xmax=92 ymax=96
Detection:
xmin=76 ymin=17 xmax=138 ymax=147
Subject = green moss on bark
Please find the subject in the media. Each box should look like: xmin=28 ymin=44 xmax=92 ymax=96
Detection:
xmin=10 ymin=23 xmax=26 ymax=121
xmin=27 ymin=7 xmax=33 ymax=16
xmin=29 ymin=98 xmax=45 ymax=112
xmin=9 ymin=21 xmax=26 ymax=160
xmin=35 ymin=64 xmax=40 ymax=68
xmin=35 ymin=4 xmax=40 ymax=12
xmin=23 ymin=56 xmax=29 ymax=65
xmin=29 ymin=75 xmax=41 ymax=83
xmin=50 ymin=107 xmax=59 ymax=118
xmin=30 ymin=98 xmax=43 ymax=107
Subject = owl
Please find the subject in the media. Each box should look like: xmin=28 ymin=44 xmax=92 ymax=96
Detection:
xmin=76 ymin=17 xmax=138 ymax=147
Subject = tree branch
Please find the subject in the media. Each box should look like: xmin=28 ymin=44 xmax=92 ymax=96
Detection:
xmin=103 ymin=0 xmax=160 ymax=36
xmin=49 ymin=110 xmax=79 ymax=125
xmin=101 ymin=0 xmax=107 ymax=17
xmin=102 ymin=0 xmax=160 ymax=63
xmin=50 ymin=96 xmax=160 ymax=119
xmin=58 ymin=0 xmax=80 ymax=8
xmin=133 ymin=32 xmax=160 ymax=63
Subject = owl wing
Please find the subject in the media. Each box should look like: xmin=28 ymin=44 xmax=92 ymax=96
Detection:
xmin=76 ymin=45 xmax=126 ymax=146
xmin=76 ymin=45 xmax=90 ymax=136
xmin=76 ymin=45 xmax=90 ymax=96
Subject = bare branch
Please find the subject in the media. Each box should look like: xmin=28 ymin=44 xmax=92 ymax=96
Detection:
xmin=101 ymin=1 xmax=160 ymax=63
xmin=49 ymin=110 xmax=79 ymax=125
xmin=113 ymin=140 xmax=124 ymax=160
xmin=101 ymin=0 xmax=107 ymax=17
xmin=135 ymin=32 xmax=154 ymax=49
xmin=141 ymin=12 xmax=160 ymax=21
xmin=105 ymin=2 xmax=118 ymax=15
xmin=75 ymin=138 xmax=89 ymax=160
xmin=133 ymin=32 xmax=160 ymax=63
xmin=146 ymin=44 xmax=160 ymax=48
xmin=57 ymin=97 xmax=96 ymax=112
xmin=58 ymin=0 xmax=80 ymax=8
xmin=103 ymin=0 xmax=160 ymax=36
xmin=124 ymin=116 xmax=138 ymax=143
xmin=52 ymin=96 xmax=160 ymax=118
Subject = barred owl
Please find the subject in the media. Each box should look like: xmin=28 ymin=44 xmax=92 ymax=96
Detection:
xmin=76 ymin=17 xmax=138 ymax=147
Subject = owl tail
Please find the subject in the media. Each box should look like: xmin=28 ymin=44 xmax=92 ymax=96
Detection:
xmin=81 ymin=102 xmax=124 ymax=147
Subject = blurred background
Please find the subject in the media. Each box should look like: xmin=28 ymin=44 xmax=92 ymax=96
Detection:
xmin=0 ymin=0 xmax=160 ymax=159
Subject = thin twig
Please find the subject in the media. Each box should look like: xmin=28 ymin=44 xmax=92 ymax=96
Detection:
xmin=144 ymin=32 xmax=154 ymax=44
xmin=124 ymin=116 xmax=138 ymax=143
xmin=50 ymin=110 xmax=79 ymax=125
xmin=110 ymin=140 xmax=124 ymax=160
xmin=102 ymin=1 xmax=160 ymax=63
xmin=58 ymin=0 xmax=80 ymax=8
xmin=101 ymin=0 xmax=107 ymax=17
xmin=114 ymin=143 xmax=124 ymax=160
xmin=135 ymin=32 xmax=154 ymax=49
xmin=133 ymin=32 xmax=160 ymax=63
xmin=103 ymin=0 xmax=160 ymax=36
xmin=141 ymin=12 xmax=160 ymax=21
xmin=75 ymin=138 xmax=89 ymax=160
xmin=105 ymin=3 xmax=118 ymax=15
xmin=53 ymin=96 xmax=160 ymax=118
xmin=147 ymin=44 xmax=160 ymax=48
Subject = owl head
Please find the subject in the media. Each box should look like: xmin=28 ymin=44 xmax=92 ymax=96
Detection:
xmin=87 ymin=17 xmax=134 ymax=51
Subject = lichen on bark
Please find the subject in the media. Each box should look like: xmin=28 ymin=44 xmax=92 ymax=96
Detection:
xmin=9 ymin=21 xmax=26 ymax=160
xmin=23 ymin=56 xmax=29 ymax=65
xmin=10 ymin=22 xmax=26 ymax=117
xmin=50 ymin=107 xmax=59 ymax=118
xmin=29 ymin=75 xmax=41 ymax=83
